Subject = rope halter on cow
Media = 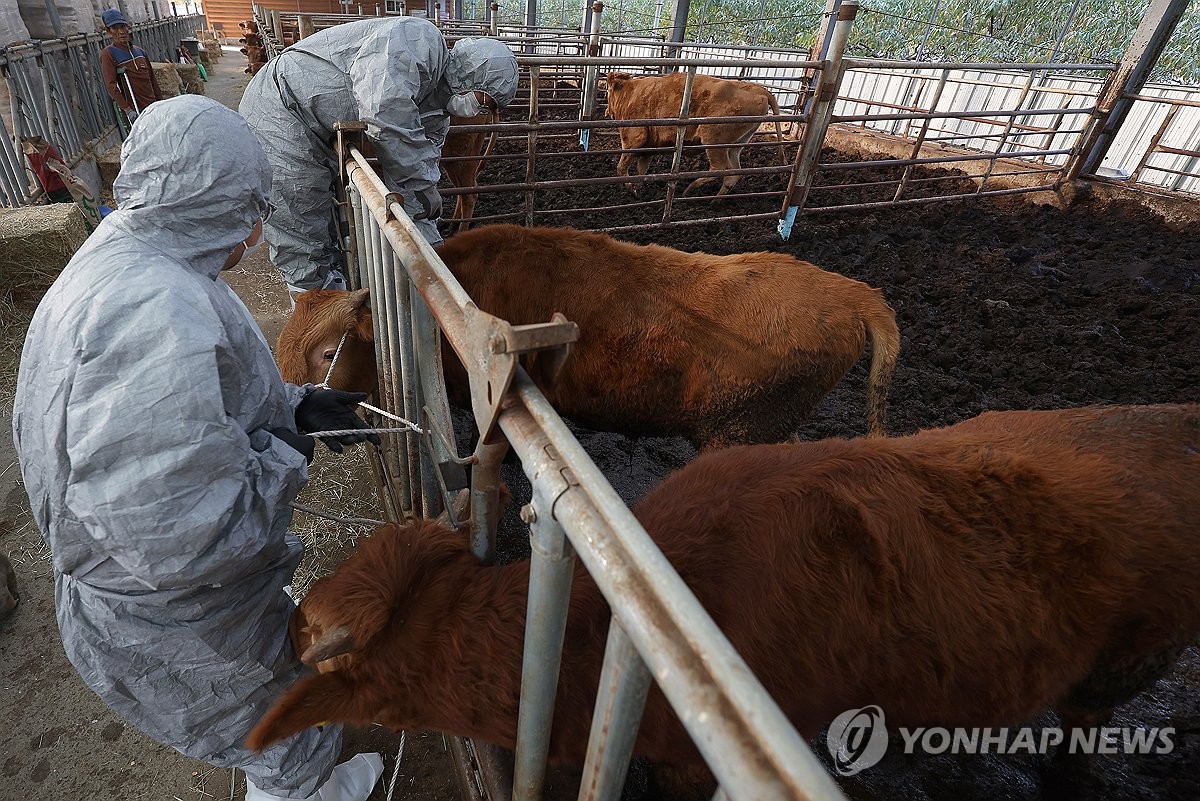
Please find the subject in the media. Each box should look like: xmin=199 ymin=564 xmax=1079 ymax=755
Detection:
xmin=311 ymin=330 xmax=426 ymax=439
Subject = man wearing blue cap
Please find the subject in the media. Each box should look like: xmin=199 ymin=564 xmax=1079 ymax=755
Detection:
xmin=99 ymin=8 xmax=163 ymax=126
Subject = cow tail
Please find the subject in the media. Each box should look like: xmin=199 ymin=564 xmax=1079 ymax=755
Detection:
xmin=864 ymin=297 xmax=901 ymax=437
xmin=768 ymin=93 xmax=786 ymax=165
xmin=483 ymin=111 xmax=500 ymax=161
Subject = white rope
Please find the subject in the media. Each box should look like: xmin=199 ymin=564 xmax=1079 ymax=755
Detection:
xmin=384 ymin=731 xmax=406 ymax=801
xmin=357 ymin=400 xmax=426 ymax=434
xmin=310 ymin=329 xmax=427 ymax=437
xmin=307 ymin=426 xmax=415 ymax=438
xmin=319 ymin=331 xmax=350 ymax=389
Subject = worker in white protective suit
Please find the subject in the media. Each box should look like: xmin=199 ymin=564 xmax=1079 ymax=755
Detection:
xmin=13 ymin=95 xmax=385 ymax=801
xmin=239 ymin=16 xmax=519 ymax=300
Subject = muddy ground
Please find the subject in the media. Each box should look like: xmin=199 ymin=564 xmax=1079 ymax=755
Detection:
xmin=1 ymin=55 xmax=1197 ymax=801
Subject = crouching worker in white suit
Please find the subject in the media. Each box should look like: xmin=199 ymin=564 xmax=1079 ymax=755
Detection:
xmin=239 ymin=15 xmax=519 ymax=301
xmin=13 ymin=95 xmax=385 ymax=801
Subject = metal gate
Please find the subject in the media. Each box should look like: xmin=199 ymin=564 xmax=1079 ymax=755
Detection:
xmin=338 ymin=134 xmax=849 ymax=801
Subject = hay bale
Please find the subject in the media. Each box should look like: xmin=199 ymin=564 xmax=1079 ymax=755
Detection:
xmin=98 ymin=143 xmax=122 ymax=194
xmin=152 ymin=62 xmax=181 ymax=99
xmin=176 ymin=63 xmax=205 ymax=96
xmin=0 ymin=203 xmax=90 ymax=292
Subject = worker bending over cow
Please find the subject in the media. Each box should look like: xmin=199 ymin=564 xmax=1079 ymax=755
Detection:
xmin=13 ymin=96 xmax=383 ymax=801
xmin=239 ymin=16 xmax=518 ymax=301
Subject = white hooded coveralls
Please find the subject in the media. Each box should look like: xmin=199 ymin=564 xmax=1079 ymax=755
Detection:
xmin=13 ymin=95 xmax=343 ymax=798
xmin=239 ymin=16 xmax=518 ymax=290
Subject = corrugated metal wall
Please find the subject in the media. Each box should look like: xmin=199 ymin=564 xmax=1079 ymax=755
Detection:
xmin=837 ymin=67 xmax=1200 ymax=194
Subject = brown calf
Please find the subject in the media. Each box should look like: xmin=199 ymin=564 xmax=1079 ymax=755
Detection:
xmin=275 ymin=224 xmax=900 ymax=448
xmin=246 ymin=403 xmax=1200 ymax=781
xmin=605 ymin=71 xmax=785 ymax=196
xmin=443 ymin=113 xmax=498 ymax=232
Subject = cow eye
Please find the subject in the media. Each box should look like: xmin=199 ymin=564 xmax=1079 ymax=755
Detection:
xmin=322 ymin=348 xmax=337 ymax=361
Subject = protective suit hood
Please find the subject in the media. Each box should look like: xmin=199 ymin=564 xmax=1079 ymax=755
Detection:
xmin=446 ymin=38 xmax=519 ymax=107
xmin=112 ymin=95 xmax=271 ymax=279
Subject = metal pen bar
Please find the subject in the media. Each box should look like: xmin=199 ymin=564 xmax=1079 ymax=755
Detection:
xmin=0 ymin=118 xmax=30 ymax=205
xmin=498 ymin=375 xmax=846 ymax=801
xmin=513 ymin=488 xmax=577 ymax=801
xmin=597 ymin=210 xmax=795 ymax=232
xmin=661 ymin=65 xmax=696 ymax=223
xmin=804 ymin=183 xmax=1055 ymax=212
xmin=576 ymin=621 xmax=652 ymax=801
xmin=834 ymin=103 xmax=1097 ymax=125
xmin=387 ymin=237 xmax=421 ymax=516
xmin=892 ymin=67 xmax=949 ymax=202
xmin=411 ymin=283 xmax=455 ymax=519
xmin=843 ymin=57 xmax=1113 ymax=73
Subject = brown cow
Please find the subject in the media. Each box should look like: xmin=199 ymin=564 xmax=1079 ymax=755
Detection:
xmin=443 ymin=113 xmax=498 ymax=232
xmin=275 ymin=224 xmax=900 ymax=448
xmin=246 ymin=403 xmax=1200 ymax=787
xmin=605 ymin=71 xmax=785 ymax=196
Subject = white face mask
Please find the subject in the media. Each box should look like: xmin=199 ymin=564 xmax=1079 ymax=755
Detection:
xmin=447 ymin=92 xmax=485 ymax=118
xmin=241 ymin=238 xmax=265 ymax=260
xmin=226 ymin=233 xmax=264 ymax=269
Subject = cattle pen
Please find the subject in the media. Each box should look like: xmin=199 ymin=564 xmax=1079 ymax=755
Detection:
xmin=238 ymin=2 xmax=1200 ymax=801
xmin=248 ymin=0 xmax=1200 ymax=238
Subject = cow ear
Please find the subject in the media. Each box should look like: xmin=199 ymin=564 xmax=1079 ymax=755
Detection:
xmin=607 ymin=72 xmax=626 ymax=90
xmin=245 ymin=672 xmax=359 ymax=752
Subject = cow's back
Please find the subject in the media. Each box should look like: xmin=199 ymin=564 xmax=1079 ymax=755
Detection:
xmin=632 ymin=404 xmax=1200 ymax=738
xmin=611 ymin=73 xmax=771 ymax=146
xmin=436 ymin=225 xmax=885 ymax=431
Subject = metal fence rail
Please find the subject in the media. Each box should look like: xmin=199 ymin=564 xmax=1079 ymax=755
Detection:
xmin=0 ymin=14 xmax=204 ymax=207
xmin=343 ymin=139 xmax=849 ymax=801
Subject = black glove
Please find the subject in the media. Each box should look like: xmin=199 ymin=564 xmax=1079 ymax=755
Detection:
xmin=270 ymin=427 xmax=315 ymax=464
xmin=295 ymin=388 xmax=382 ymax=453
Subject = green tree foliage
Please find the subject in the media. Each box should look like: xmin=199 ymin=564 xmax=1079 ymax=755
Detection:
xmin=491 ymin=0 xmax=1199 ymax=84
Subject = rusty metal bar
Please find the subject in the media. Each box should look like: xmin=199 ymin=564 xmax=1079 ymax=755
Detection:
xmin=600 ymin=210 xmax=783 ymax=232
xmin=661 ymin=65 xmax=697 ymax=223
xmin=1074 ymin=0 xmax=1190 ymax=178
xmin=804 ymin=183 xmax=1055 ymax=212
xmin=892 ymin=67 xmax=950 ymax=202
xmin=526 ymin=65 xmax=541 ymax=226
xmin=843 ymin=58 xmax=1113 ymax=73
xmin=437 ymin=163 xmax=793 ymax=195
xmin=978 ymin=70 xmax=1039 ymax=191
xmin=1125 ymin=92 xmax=1200 ymax=110
xmin=809 ymin=166 xmax=1059 ymax=194
xmin=576 ymin=620 xmax=653 ymax=801
xmin=834 ymin=103 xmax=1097 ymax=125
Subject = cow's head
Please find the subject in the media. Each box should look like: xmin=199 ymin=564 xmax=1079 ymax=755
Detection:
xmin=275 ymin=288 xmax=377 ymax=394
xmin=604 ymin=71 xmax=635 ymax=117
